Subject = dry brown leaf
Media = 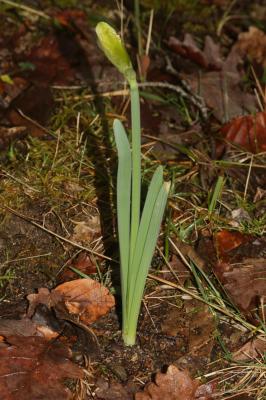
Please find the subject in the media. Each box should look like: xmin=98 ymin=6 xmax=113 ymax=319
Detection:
xmin=186 ymin=302 xmax=215 ymax=359
xmin=185 ymin=47 xmax=257 ymax=122
xmin=215 ymin=230 xmax=251 ymax=263
xmin=233 ymin=337 xmax=266 ymax=361
xmin=27 ymin=287 xmax=63 ymax=318
xmin=220 ymin=111 xmax=266 ymax=153
xmin=135 ymin=365 xmax=214 ymax=400
xmin=169 ymin=35 xmax=222 ymax=70
xmin=95 ymin=379 xmax=132 ymax=400
xmin=71 ymin=215 xmax=101 ymax=245
xmin=58 ymin=251 xmax=97 ymax=283
xmin=0 ymin=335 xmax=83 ymax=400
xmin=236 ymin=26 xmax=266 ymax=67
xmin=54 ymin=278 xmax=115 ymax=324
xmin=222 ymin=259 xmax=266 ymax=311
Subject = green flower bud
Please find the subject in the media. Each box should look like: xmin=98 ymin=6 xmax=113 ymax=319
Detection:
xmin=96 ymin=22 xmax=135 ymax=83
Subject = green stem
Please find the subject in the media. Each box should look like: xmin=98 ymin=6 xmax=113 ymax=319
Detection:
xmin=129 ymin=79 xmax=141 ymax=272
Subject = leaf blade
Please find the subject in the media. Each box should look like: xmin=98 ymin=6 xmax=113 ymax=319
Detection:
xmin=113 ymin=119 xmax=132 ymax=324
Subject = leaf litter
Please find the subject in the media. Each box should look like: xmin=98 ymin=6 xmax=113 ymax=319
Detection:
xmin=0 ymin=335 xmax=83 ymax=400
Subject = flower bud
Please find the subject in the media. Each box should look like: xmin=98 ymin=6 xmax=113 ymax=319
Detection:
xmin=96 ymin=22 xmax=135 ymax=83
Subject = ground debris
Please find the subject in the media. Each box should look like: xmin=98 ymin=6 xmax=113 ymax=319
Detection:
xmin=135 ymin=365 xmax=214 ymax=400
xmin=233 ymin=336 xmax=266 ymax=361
xmin=0 ymin=335 xmax=83 ymax=400
xmin=170 ymin=34 xmax=258 ymax=122
xmin=214 ymin=231 xmax=266 ymax=313
xmin=27 ymin=278 xmax=115 ymax=325
xmin=236 ymin=26 xmax=266 ymax=67
xmin=95 ymin=378 xmax=133 ymax=400
xmin=220 ymin=111 xmax=266 ymax=153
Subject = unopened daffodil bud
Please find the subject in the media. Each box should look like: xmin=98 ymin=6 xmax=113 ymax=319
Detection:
xmin=96 ymin=22 xmax=136 ymax=84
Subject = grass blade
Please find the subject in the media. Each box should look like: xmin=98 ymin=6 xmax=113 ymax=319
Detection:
xmin=113 ymin=119 xmax=132 ymax=330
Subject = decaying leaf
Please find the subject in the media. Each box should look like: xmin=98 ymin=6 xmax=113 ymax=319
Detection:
xmin=169 ymin=33 xmax=257 ymax=122
xmin=71 ymin=215 xmax=102 ymax=245
xmin=59 ymin=251 xmax=97 ymax=282
xmin=0 ymin=316 xmax=59 ymax=341
xmin=214 ymin=232 xmax=266 ymax=312
xmin=215 ymin=230 xmax=251 ymax=262
xmin=233 ymin=337 xmax=266 ymax=361
xmin=0 ymin=318 xmax=39 ymax=337
xmin=186 ymin=302 xmax=215 ymax=359
xmin=27 ymin=279 xmax=115 ymax=325
xmin=95 ymin=378 xmax=132 ymax=400
xmin=54 ymin=278 xmax=115 ymax=324
xmin=221 ymin=111 xmax=266 ymax=153
xmin=236 ymin=26 xmax=266 ymax=67
xmin=27 ymin=287 xmax=63 ymax=318
xmin=0 ymin=335 xmax=83 ymax=400
xmin=169 ymin=34 xmax=223 ymax=70
xmin=221 ymin=259 xmax=266 ymax=311
xmin=135 ymin=365 xmax=214 ymax=400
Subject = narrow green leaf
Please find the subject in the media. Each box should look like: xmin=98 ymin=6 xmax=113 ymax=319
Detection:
xmin=113 ymin=119 xmax=132 ymax=328
xmin=125 ymin=181 xmax=170 ymax=345
xmin=127 ymin=165 xmax=163 ymax=306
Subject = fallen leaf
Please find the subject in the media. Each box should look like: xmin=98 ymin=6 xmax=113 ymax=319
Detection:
xmin=169 ymin=34 xmax=222 ymax=70
xmin=71 ymin=215 xmax=102 ymax=245
xmin=135 ymin=365 xmax=214 ymax=400
xmin=236 ymin=26 xmax=266 ymax=67
xmin=221 ymin=259 xmax=266 ymax=311
xmin=59 ymin=252 xmax=97 ymax=282
xmin=233 ymin=337 xmax=266 ymax=361
xmin=54 ymin=278 xmax=115 ymax=324
xmin=182 ymin=44 xmax=257 ymax=122
xmin=26 ymin=34 xmax=80 ymax=85
xmin=0 ymin=318 xmax=38 ymax=337
xmin=0 ymin=335 xmax=83 ymax=400
xmin=215 ymin=230 xmax=250 ymax=262
xmin=95 ymin=378 xmax=132 ymax=400
xmin=27 ymin=287 xmax=63 ymax=318
xmin=186 ymin=302 xmax=215 ymax=359
xmin=220 ymin=111 xmax=266 ymax=153
xmin=7 ymin=85 xmax=54 ymax=139
xmin=161 ymin=308 xmax=188 ymax=337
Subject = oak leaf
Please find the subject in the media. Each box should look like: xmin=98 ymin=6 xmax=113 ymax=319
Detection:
xmin=0 ymin=335 xmax=83 ymax=400
xmin=135 ymin=365 xmax=214 ymax=400
xmin=236 ymin=26 xmax=266 ymax=67
xmin=54 ymin=278 xmax=115 ymax=324
xmin=169 ymin=33 xmax=257 ymax=122
xmin=221 ymin=111 xmax=266 ymax=153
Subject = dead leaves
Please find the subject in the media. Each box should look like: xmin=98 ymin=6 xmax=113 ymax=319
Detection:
xmin=236 ymin=26 xmax=266 ymax=68
xmin=54 ymin=278 xmax=115 ymax=324
xmin=221 ymin=110 xmax=266 ymax=153
xmin=169 ymin=34 xmax=257 ymax=122
xmin=135 ymin=365 xmax=214 ymax=400
xmin=169 ymin=34 xmax=223 ymax=70
xmin=0 ymin=278 xmax=115 ymax=399
xmin=0 ymin=335 xmax=83 ymax=400
xmin=27 ymin=278 xmax=115 ymax=324
xmin=214 ymin=231 xmax=266 ymax=313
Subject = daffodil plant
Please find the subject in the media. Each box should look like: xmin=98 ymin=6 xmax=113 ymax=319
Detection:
xmin=96 ymin=22 xmax=169 ymax=346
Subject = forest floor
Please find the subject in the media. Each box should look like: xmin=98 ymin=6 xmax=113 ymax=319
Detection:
xmin=0 ymin=0 xmax=266 ymax=399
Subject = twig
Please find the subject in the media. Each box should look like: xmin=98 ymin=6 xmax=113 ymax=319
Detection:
xmin=0 ymin=0 xmax=51 ymax=19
